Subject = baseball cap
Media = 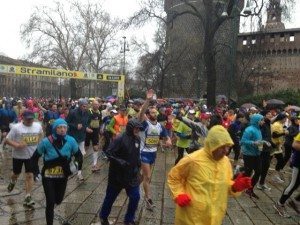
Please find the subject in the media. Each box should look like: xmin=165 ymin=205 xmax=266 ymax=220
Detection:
xmin=23 ymin=110 xmax=35 ymax=119
xmin=110 ymin=109 xmax=118 ymax=114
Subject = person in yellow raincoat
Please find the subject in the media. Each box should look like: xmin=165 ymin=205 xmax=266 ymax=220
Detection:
xmin=168 ymin=125 xmax=252 ymax=225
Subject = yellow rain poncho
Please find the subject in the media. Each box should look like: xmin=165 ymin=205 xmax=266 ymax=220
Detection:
xmin=168 ymin=125 xmax=239 ymax=225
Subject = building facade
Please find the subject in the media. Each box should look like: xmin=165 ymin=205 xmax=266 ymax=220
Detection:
xmin=236 ymin=0 xmax=300 ymax=96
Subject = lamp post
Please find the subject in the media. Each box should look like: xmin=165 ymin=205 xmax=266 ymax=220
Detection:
xmin=120 ymin=36 xmax=130 ymax=75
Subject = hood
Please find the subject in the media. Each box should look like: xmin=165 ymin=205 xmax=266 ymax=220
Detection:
xmin=51 ymin=118 xmax=68 ymax=139
xmin=249 ymin=114 xmax=263 ymax=127
xmin=204 ymin=125 xmax=234 ymax=156
xmin=126 ymin=118 xmax=143 ymax=136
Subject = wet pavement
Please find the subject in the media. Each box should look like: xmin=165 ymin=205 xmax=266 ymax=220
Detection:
xmin=0 ymin=147 xmax=300 ymax=225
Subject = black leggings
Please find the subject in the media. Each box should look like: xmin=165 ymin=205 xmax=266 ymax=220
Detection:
xmin=273 ymin=153 xmax=284 ymax=171
xmin=243 ymin=155 xmax=261 ymax=188
xmin=259 ymin=151 xmax=271 ymax=185
xmin=42 ymin=177 xmax=68 ymax=225
xmin=279 ymin=167 xmax=300 ymax=204
xmin=175 ymin=147 xmax=188 ymax=165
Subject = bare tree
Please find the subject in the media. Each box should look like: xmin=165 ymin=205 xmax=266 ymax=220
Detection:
xmin=21 ymin=1 xmax=121 ymax=98
xmin=127 ymin=0 xmax=295 ymax=106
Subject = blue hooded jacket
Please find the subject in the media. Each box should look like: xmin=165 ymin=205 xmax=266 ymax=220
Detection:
xmin=241 ymin=114 xmax=263 ymax=156
xmin=37 ymin=118 xmax=79 ymax=161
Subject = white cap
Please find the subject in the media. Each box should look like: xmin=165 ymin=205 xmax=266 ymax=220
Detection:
xmin=110 ymin=109 xmax=118 ymax=114
xmin=189 ymin=109 xmax=196 ymax=114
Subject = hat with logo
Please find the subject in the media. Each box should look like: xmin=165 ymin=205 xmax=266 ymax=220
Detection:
xmin=23 ymin=110 xmax=35 ymax=119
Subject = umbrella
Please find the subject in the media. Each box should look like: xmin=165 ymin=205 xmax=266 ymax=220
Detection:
xmin=266 ymin=99 xmax=285 ymax=105
xmin=241 ymin=103 xmax=257 ymax=109
xmin=285 ymin=105 xmax=300 ymax=112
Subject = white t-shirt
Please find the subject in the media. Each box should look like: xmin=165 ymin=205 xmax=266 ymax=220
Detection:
xmin=7 ymin=122 xmax=43 ymax=159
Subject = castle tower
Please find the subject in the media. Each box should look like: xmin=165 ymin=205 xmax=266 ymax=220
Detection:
xmin=265 ymin=0 xmax=285 ymax=31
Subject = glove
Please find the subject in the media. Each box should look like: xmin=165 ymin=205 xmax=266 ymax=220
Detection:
xmin=232 ymin=173 xmax=252 ymax=192
xmin=175 ymin=193 xmax=191 ymax=207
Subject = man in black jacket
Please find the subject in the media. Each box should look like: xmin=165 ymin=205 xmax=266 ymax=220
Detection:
xmin=99 ymin=119 xmax=143 ymax=225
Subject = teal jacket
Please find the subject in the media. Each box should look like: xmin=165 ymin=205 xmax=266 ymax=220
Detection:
xmin=241 ymin=114 xmax=263 ymax=156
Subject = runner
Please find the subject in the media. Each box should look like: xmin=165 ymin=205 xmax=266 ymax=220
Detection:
xmin=66 ymin=98 xmax=89 ymax=181
xmin=99 ymin=119 xmax=143 ymax=225
xmin=85 ymin=100 xmax=102 ymax=172
xmin=5 ymin=110 xmax=43 ymax=206
xmin=138 ymin=89 xmax=172 ymax=210
xmin=31 ymin=118 xmax=83 ymax=225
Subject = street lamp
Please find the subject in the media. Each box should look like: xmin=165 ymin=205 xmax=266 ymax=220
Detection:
xmin=120 ymin=36 xmax=130 ymax=75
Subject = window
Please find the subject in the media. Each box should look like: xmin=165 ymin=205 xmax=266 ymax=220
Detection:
xmin=242 ymin=37 xmax=247 ymax=46
xmin=270 ymin=34 xmax=275 ymax=43
xmin=290 ymin=33 xmax=295 ymax=42
xmin=280 ymin=33 xmax=285 ymax=42
xmin=251 ymin=37 xmax=256 ymax=45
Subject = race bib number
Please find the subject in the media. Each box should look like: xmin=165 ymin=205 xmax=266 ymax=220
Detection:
xmin=44 ymin=166 xmax=64 ymax=177
xmin=145 ymin=137 xmax=160 ymax=146
xmin=22 ymin=134 xmax=39 ymax=146
xmin=90 ymin=119 xmax=100 ymax=129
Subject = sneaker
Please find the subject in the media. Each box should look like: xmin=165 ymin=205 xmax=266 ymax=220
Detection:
xmin=101 ymin=152 xmax=108 ymax=160
xmin=288 ymin=199 xmax=300 ymax=214
xmin=145 ymin=198 xmax=155 ymax=210
xmin=257 ymin=184 xmax=271 ymax=191
xmin=23 ymin=195 xmax=35 ymax=206
xmin=273 ymin=202 xmax=291 ymax=218
xmin=7 ymin=181 xmax=16 ymax=192
xmin=91 ymin=165 xmax=100 ymax=172
xmin=124 ymin=222 xmax=136 ymax=225
xmin=272 ymin=175 xmax=284 ymax=184
xmin=77 ymin=174 xmax=84 ymax=181
xmin=245 ymin=189 xmax=259 ymax=199
xmin=100 ymin=218 xmax=110 ymax=225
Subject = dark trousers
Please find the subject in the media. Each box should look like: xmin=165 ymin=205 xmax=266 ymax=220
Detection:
xmin=279 ymin=167 xmax=300 ymax=204
xmin=100 ymin=185 xmax=140 ymax=223
xmin=259 ymin=151 xmax=271 ymax=185
xmin=42 ymin=177 xmax=68 ymax=225
xmin=283 ymin=144 xmax=293 ymax=168
xmin=102 ymin=131 xmax=112 ymax=152
xmin=243 ymin=155 xmax=261 ymax=188
xmin=175 ymin=147 xmax=187 ymax=165
xmin=273 ymin=153 xmax=284 ymax=171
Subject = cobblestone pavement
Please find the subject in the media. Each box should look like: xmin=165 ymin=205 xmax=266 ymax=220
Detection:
xmin=0 ymin=147 xmax=300 ymax=225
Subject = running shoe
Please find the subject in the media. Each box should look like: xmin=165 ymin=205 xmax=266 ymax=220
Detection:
xmin=257 ymin=184 xmax=271 ymax=191
xmin=91 ymin=165 xmax=101 ymax=172
xmin=7 ymin=181 xmax=16 ymax=193
xmin=145 ymin=198 xmax=155 ymax=210
xmin=245 ymin=189 xmax=259 ymax=199
xmin=77 ymin=174 xmax=84 ymax=181
xmin=100 ymin=218 xmax=110 ymax=225
xmin=23 ymin=195 xmax=35 ymax=206
xmin=288 ymin=199 xmax=300 ymax=214
xmin=273 ymin=202 xmax=290 ymax=218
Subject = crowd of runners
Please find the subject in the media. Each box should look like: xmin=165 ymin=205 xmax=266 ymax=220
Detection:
xmin=0 ymin=91 xmax=300 ymax=225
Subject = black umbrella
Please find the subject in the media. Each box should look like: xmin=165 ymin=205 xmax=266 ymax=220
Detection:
xmin=266 ymin=99 xmax=285 ymax=105
xmin=241 ymin=103 xmax=257 ymax=109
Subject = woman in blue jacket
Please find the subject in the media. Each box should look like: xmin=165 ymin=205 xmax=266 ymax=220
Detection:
xmin=241 ymin=113 xmax=264 ymax=199
xmin=31 ymin=119 xmax=83 ymax=225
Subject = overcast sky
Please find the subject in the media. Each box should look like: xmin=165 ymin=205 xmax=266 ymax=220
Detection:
xmin=0 ymin=0 xmax=299 ymax=59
